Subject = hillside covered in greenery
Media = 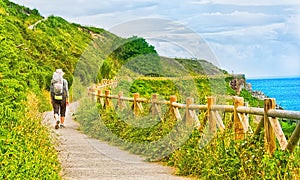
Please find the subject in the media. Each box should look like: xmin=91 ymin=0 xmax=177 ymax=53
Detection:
xmin=2 ymin=0 xmax=298 ymax=179
xmin=0 ymin=0 xmax=90 ymax=178
xmin=0 ymin=0 xmax=119 ymax=178
xmin=0 ymin=0 xmax=185 ymax=178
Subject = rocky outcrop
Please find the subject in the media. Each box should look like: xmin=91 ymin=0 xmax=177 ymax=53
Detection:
xmin=244 ymin=82 xmax=269 ymax=100
xmin=245 ymin=82 xmax=284 ymax=109
xmin=230 ymin=78 xmax=245 ymax=95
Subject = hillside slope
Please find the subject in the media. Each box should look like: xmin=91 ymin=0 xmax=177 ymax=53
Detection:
xmin=0 ymin=0 xmax=234 ymax=178
xmin=0 ymin=0 xmax=117 ymax=178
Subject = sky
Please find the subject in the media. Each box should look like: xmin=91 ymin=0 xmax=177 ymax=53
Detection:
xmin=10 ymin=0 xmax=300 ymax=78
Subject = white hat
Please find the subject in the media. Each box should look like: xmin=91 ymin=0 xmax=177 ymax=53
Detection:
xmin=56 ymin=69 xmax=65 ymax=76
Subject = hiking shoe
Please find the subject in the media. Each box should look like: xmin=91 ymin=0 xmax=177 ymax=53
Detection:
xmin=60 ymin=124 xmax=65 ymax=128
xmin=55 ymin=120 xmax=60 ymax=129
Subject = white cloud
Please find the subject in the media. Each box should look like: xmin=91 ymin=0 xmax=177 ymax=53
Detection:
xmin=202 ymin=23 xmax=283 ymax=40
xmin=109 ymin=18 xmax=218 ymax=64
xmin=12 ymin=0 xmax=158 ymax=17
xmin=183 ymin=10 xmax=285 ymax=35
xmin=208 ymin=31 xmax=300 ymax=78
xmin=282 ymin=15 xmax=300 ymax=40
xmin=190 ymin=0 xmax=300 ymax=6
xmin=9 ymin=0 xmax=300 ymax=77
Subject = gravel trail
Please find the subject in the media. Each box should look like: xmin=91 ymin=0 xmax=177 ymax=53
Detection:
xmin=43 ymin=103 xmax=190 ymax=180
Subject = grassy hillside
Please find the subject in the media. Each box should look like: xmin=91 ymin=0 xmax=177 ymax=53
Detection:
xmin=0 ymin=0 xmax=167 ymax=178
xmin=0 ymin=0 xmax=118 ymax=178
xmin=75 ymin=60 xmax=299 ymax=180
xmin=1 ymin=0 xmax=280 ymax=179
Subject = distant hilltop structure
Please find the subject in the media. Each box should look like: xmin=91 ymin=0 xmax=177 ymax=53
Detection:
xmin=229 ymin=73 xmax=267 ymax=99
xmin=229 ymin=74 xmax=245 ymax=95
xmin=230 ymin=74 xmax=283 ymax=109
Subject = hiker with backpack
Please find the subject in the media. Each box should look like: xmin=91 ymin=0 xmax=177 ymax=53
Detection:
xmin=50 ymin=69 xmax=69 ymax=129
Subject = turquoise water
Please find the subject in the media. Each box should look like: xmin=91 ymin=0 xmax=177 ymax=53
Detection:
xmin=247 ymin=77 xmax=300 ymax=111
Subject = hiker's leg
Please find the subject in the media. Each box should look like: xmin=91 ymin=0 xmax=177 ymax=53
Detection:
xmin=60 ymin=99 xmax=67 ymax=125
xmin=53 ymin=100 xmax=61 ymax=129
xmin=61 ymin=116 xmax=65 ymax=124
xmin=53 ymin=100 xmax=60 ymax=120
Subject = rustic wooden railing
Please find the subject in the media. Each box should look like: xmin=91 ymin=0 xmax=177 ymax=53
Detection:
xmin=88 ymin=79 xmax=118 ymax=90
xmin=88 ymin=81 xmax=300 ymax=154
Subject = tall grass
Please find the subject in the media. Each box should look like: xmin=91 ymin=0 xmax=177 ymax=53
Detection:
xmin=75 ymin=97 xmax=300 ymax=179
xmin=0 ymin=92 xmax=61 ymax=179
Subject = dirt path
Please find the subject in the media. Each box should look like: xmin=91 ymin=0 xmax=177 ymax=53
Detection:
xmin=43 ymin=102 xmax=190 ymax=180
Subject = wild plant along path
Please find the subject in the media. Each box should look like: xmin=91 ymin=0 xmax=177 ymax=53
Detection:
xmin=43 ymin=102 xmax=189 ymax=180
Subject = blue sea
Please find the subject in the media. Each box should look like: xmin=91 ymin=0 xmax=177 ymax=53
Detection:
xmin=247 ymin=77 xmax=300 ymax=111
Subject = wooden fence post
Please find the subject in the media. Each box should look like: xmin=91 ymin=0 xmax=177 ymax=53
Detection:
xmin=243 ymin=102 xmax=253 ymax=134
xmin=97 ymin=89 xmax=102 ymax=106
xmin=116 ymin=91 xmax=125 ymax=110
xmin=286 ymin=123 xmax=300 ymax=152
xmin=170 ymin=95 xmax=177 ymax=105
xmin=234 ymin=97 xmax=244 ymax=140
xmin=168 ymin=95 xmax=181 ymax=120
xmin=133 ymin=93 xmax=143 ymax=116
xmin=264 ymin=98 xmax=276 ymax=154
xmin=186 ymin=97 xmax=194 ymax=126
xmin=264 ymin=98 xmax=288 ymax=151
xmin=150 ymin=94 xmax=161 ymax=120
xmin=207 ymin=97 xmax=217 ymax=134
xmin=104 ymin=90 xmax=112 ymax=109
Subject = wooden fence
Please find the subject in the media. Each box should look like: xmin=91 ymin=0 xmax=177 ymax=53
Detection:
xmin=88 ymin=81 xmax=300 ymax=154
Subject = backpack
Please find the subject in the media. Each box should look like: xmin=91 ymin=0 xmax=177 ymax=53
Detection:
xmin=52 ymin=73 xmax=65 ymax=100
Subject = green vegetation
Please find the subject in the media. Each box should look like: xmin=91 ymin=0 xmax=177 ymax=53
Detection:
xmin=172 ymin=57 xmax=227 ymax=76
xmin=75 ymin=49 xmax=299 ymax=179
xmin=0 ymin=0 xmax=64 ymax=177
xmin=0 ymin=0 xmax=113 ymax=178
xmin=0 ymin=0 xmax=162 ymax=178
xmin=1 ymin=0 xmax=299 ymax=179
xmin=99 ymin=36 xmax=160 ymax=79
xmin=76 ymin=97 xmax=300 ymax=179
xmin=167 ymin=130 xmax=299 ymax=179
xmin=0 ymin=93 xmax=61 ymax=179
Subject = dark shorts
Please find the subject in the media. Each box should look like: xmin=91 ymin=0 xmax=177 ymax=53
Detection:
xmin=52 ymin=99 xmax=67 ymax=117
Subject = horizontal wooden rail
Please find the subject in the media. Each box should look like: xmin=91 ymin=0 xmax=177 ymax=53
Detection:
xmin=237 ymin=106 xmax=264 ymax=116
xmin=268 ymin=109 xmax=300 ymax=120
xmin=212 ymin=105 xmax=234 ymax=112
xmin=172 ymin=102 xmax=186 ymax=108
xmin=189 ymin=104 xmax=207 ymax=110
xmin=137 ymin=74 xmax=233 ymax=81
xmin=98 ymin=94 xmax=148 ymax=102
xmin=88 ymin=84 xmax=300 ymax=154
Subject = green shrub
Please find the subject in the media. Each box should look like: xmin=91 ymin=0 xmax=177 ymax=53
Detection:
xmin=0 ymin=93 xmax=61 ymax=179
xmin=75 ymin=95 xmax=300 ymax=180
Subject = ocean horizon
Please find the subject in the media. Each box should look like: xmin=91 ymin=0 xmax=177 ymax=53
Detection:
xmin=247 ymin=76 xmax=300 ymax=111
